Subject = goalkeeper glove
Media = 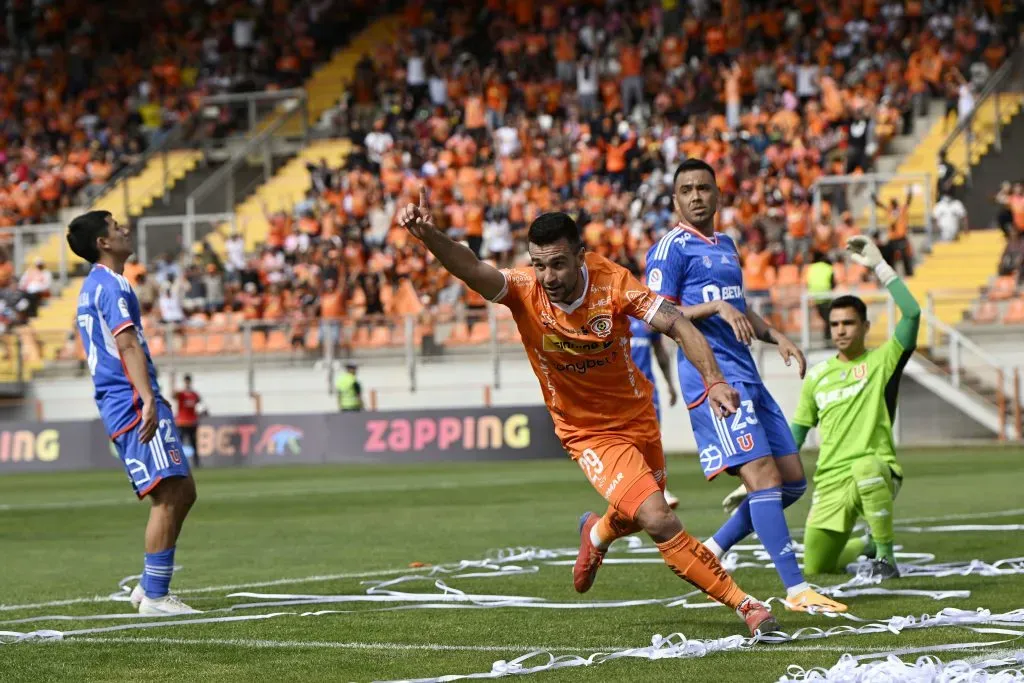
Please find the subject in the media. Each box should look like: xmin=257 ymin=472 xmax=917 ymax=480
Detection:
xmin=846 ymin=235 xmax=897 ymax=286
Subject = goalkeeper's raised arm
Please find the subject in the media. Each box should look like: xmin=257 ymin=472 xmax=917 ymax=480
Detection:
xmin=846 ymin=235 xmax=921 ymax=351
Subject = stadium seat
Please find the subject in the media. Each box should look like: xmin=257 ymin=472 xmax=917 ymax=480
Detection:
xmin=250 ymin=330 xmax=267 ymax=352
xmin=351 ymin=325 xmax=372 ymax=348
xmin=988 ymin=275 xmax=1018 ymax=301
xmin=369 ymin=325 xmax=392 ymax=347
xmin=446 ymin=323 xmax=471 ymax=346
xmin=972 ymin=301 xmax=999 ymax=324
xmin=831 ymin=262 xmax=847 ymax=285
xmin=148 ymin=333 xmax=165 ymax=357
xmin=266 ymin=329 xmax=290 ymax=352
xmin=1003 ymin=298 xmax=1024 ymax=325
xmin=184 ymin=332 xmax=207 ymax=356
xmin=465 ymin=321 xmax=489 ymax=345
xmin=206 ymin=333 xmax=226 ymax=355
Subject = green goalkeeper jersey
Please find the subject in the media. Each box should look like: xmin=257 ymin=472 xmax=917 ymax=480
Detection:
xmin=792 ymin=275 xmax=921 ymax=488
xmin=792 ymin=337 xmax=912 ymax=487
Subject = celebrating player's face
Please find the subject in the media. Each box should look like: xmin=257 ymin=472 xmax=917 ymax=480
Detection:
xmin=528 ymin=239 xmax=583 ymax=304
xmin=829 ymin=306 xmax=869 ymax=353
xmin=673 ymin=170 xmax=719 ymax=228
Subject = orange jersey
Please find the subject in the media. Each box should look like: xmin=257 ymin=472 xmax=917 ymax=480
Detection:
xmin=495 ymin=253 xmax=662 ymax=441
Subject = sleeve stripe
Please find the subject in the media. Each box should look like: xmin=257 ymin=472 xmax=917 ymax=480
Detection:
xmin=642 ymin=295 xmax=665 ymax=324
xmin=488 ymin=271 xmax=509 ymax=303
xmin=111 ymin=320 xmax=135 ymax=335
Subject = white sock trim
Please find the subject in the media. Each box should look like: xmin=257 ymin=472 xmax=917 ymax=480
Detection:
xmin=589 ymin=524 xmax=609 ymax=551
xmin=786 ymin=581 xmax=811 ymax=598
xmin=704 ymin=538 xmax=724 ymax=559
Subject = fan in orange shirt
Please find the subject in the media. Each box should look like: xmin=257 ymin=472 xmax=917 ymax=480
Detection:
xmin=398 ymin=189 xmax=779 ymax=638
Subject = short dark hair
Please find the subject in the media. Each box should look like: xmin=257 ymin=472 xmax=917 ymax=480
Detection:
xmin=673 ymin=158 xmax=717 ymax=188
xmin=829 ymin=295 xmax=868 ymax=322
xmin=67 ymin=211 xmax=112 ymax=264
xmin=183 ymin=373 xmax=192 ymax=382
xmin=527 ymin=212 xmax=581 ymax=249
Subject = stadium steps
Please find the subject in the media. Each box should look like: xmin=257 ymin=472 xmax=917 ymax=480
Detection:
xmin=915 ymin=346 xmax=1023 ymax=439
xmin=868 ymin=229 xmax=1007 ymax=347
xmin=9 ymin=151 xmax=202 ymax=380
xmin=203 ymin=139 xmax=352 ymax=255
xmin=264 ymin=16 xmax=401 ymax=138
xmin=131 ymin=156 xmax=288 ymax=260
xmin=959 ymin=103 xmax=1024 ymax=229
xmin=858 ymin=93 xmax=1024 ymax=232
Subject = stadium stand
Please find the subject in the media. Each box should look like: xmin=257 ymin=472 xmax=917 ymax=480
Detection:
xmin=5 ymin=0 xmax=1024 ymax=372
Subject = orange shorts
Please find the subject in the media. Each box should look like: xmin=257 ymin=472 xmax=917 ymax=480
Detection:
xmin=563 ymin=419 xmax=666 ymax=519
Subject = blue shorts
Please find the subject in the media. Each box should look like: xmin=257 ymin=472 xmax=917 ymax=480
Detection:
xmin=689 ymin=381 xmax=798 ymax=480
xmin=113 ymin=401 xmax=191 ymax=498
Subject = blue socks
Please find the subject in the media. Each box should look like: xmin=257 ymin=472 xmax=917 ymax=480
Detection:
xmin=711 ymin=479 xmax=806 ymax=554
xmin=747 ymin=486 xmax=804 ymax=589
xmin=142 ymin=546 xmax=176 ymax=599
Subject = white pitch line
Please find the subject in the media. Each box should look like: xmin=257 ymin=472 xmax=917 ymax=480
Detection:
xmin=0 ymin=568 xmax=419 ymax=613
xmin=0 ymin=474 xmax=574 ymax=514
xmin=59 ymin=636 xmax=626 ymax=653
xmin=46 ymin=637 xmax=1019 ymax=657
xmin=4 ymin=505 xmax=1024 ymax=614
xmin=965 ymin=648 xmax=1024 ymax=664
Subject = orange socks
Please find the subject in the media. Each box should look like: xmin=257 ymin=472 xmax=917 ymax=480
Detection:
xmin=656 ymin=530 xmax=747 ymax=609
xmin=593 ymin=507 xmax=642 ymax=550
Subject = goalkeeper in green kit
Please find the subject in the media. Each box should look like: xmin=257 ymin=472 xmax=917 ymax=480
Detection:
xmin=723 ymin=236 xmax=920 ymax=579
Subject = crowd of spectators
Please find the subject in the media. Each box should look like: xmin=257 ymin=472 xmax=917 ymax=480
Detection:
xmin=0 ymin=0 xmax=384 ymax=232
xmin=128 ymin=0 xmax=1018 ymax=337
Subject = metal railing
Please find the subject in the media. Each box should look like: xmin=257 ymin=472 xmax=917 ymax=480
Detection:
xmin=185 ymin=98 xmax=307 ymax=226
xmin=83 ymin=89 xmax=309 ymax=224
xmin=811 ymin=172 xmax=934 ymax=248
xmin=136 ymin=213 xmax=243 ymax=264
xmin=937 ymin=45 xmax=1024 ymax=184
xmin=8 ymin=223 xmax=70 ymax=286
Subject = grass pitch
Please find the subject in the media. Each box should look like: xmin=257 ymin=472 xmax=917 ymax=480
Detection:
xmin=1 ymin=447 xmax=1023 ymax=682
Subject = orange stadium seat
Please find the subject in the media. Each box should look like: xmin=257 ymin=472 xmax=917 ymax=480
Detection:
xmin=972 ymin=301 xmax=999 ymax=324
xmin=446 ymin=323 xmax=470 ymax=346
xmin=1003 ymin=298 xmax=1024 ymax=324
xmin=777 ymin=264 xmax=801 ymax=289
xmin=988 ymin=276 xmax=1018 ymax=301
xmin=184 ymin=332 xmax=207 ymax=356
xmin=250 ymin=330 xmax=267 ymax=352
xmin=266 ymin=329 xmax=290 ymax=352
xmin=369 ymin=326 xmax=392 ymax=347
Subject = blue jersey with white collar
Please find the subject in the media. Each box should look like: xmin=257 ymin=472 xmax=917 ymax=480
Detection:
xmin=645 ymin=224 xmax=761 ymax=406
xmin=76 ymin=264 xmax=162 ymax=438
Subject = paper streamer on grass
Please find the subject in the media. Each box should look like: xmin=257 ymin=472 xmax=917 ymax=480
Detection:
xmin=778 ymin=652 xmax=1024 ymax=682
xmin=371 ymin=609 xmax=1024 ymax=683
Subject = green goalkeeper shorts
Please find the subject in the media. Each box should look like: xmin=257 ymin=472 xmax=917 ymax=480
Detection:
xmin=806 ymin=457 xmax=902 ymax=534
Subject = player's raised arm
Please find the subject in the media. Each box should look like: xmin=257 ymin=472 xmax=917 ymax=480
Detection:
xmin=398 ymin=187 xmax=506 ymax=302
xmin=847 ymin=236 xmax=921 ymax=349
xmin=648 ymin=300 xmax=739 ymax=417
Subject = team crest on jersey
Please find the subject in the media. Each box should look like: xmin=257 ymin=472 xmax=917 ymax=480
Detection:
xmin=648 ymin=267 xmax=663 ymax=292
xmin=853 ymin=363 xmax=867 ymax=379
xmin=588 ymin=313 xmax=613 ymax=338
xmin=737 ymin=433 xmax=755 ymax=452
xmin=168 ymin=447 xmax=182 ymax=465
xmin=702 ymin=255 xmax=712 ymax=268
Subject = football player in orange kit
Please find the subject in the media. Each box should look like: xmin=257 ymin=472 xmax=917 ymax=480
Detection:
xmin=399 ymin=189 xmax=781 ymax=637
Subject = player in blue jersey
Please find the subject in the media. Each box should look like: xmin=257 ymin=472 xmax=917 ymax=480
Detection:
xmin=626 ymin=264 xmax=680 ymax=509
xmin=643 ymin=159 xmax=846 ymax=613
xmin=68 ymin=211 xmax=199 ymax=616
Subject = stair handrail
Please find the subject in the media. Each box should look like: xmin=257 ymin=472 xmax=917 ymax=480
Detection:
xmin=936 ymin=44 xmax=1024 ymax=183
xmin=182 ymin=103 xmax=302 ymax=252
xmin=810 ymin=171 xmax=934 ymax=246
